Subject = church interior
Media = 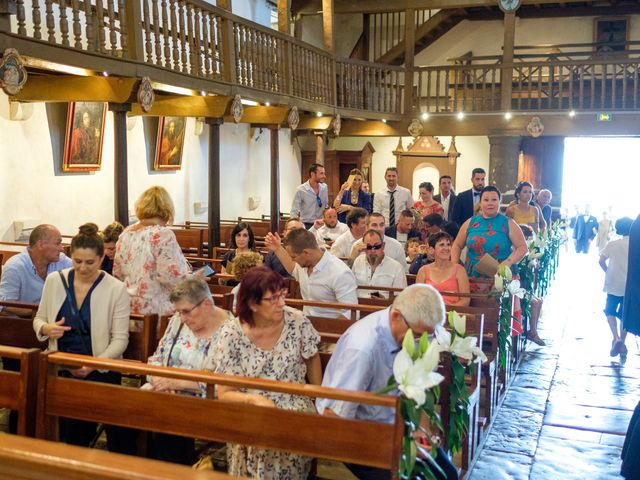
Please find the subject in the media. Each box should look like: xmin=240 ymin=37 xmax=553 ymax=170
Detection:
xmin=0 ymin=0 xmax=639 ymax=478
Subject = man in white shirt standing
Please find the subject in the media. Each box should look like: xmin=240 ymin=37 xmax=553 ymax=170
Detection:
xmin=290 ymin=163 xmax=329 ymax=228
xmin=433 ymin=175 xmax=457 ymax=222
xmin=264 ymin=229 xmax=358 ymax=318
xmin=352 ymin=230 xmax=407 ymax=298
xmin=308 ymin=208 xmax=348 ymax=247
xmin=373 ymin=167 xmax=412 ymax=227
xmin=350 ymin=213 xmax=407 ymax=270
xmin=330 ymin=208 xmax=368 ymax=258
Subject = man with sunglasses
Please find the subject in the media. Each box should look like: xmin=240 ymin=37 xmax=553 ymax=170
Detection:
xmin=290 ymin=163 xmax=328 ymax=229
xmin=352 ymin=230 xmax=407 ymax=298
xmin=350 ymin=213 xmax=407 ymax=271
xmin=317 ymin=284 xmax=445 ymax=479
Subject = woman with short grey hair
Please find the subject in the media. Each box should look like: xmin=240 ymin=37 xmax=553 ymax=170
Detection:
xmin=146 ymin=275 xmax=232 ymax=465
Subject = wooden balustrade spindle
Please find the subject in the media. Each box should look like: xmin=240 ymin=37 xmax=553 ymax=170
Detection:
xmin=151 ymin=0 xmax=162 ymax=64
xmin=94 ymin=0 xmax=106 ymax=54
xmin=622 ymin=64 xmax=627 ymax=109
xmin=234 ymin=24 xmax=243 ymax=84
xmin=201 ymin=10 xmax=211 ymax=77
xmin=169 ymin=0 xmax=178 ymax=69
xmin=70 ymin=0 xmax=81 ymax=48
xmin=118 ymin=0 xmax=128 ymax=55
xmin=194 ymin=7 xmax=202 ymax=76
xmin=142 ymin=0 xmax=153 ymax=62
xmin=16 ymin=0 xmax=27 ymax=36
xmin=32 ymin=0 xmax=42 ymax=40
xmin=83 ymin=0 xmax=94 ymax=51
xmin=633 ymin=65 xmax=638 ymax=109
xmin=178 ymin=0 xmax=187 ymax=73
xmin=208 ymin=13 xmax=215 ymax=77
xmin=59 ymin=0 xmax=70 ymax=46
xmin=161 ymin=0 xmax=170 ymax=67
xmin=186 ymin=2 xmax=196 ymax=74
xmin=106 ymin=0 xmax=117 ymax=55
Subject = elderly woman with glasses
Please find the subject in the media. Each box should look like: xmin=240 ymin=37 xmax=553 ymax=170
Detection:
xmin=146 ymin=276 xmax=233 ymax=464
xmin=211 ymin=266 xmax=321 ymax=479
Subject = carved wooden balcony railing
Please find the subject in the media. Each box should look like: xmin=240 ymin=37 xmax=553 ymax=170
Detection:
xmin=7 ymin=2 xmax=640 ymax=117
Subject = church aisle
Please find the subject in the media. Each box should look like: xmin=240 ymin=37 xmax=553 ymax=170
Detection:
xmin=469 ymin=249 xmax=637 ymax=480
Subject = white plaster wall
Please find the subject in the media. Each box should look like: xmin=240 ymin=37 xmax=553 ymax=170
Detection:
xmin=0 ymin=93 xmax=300 ymax=240
xmin=300 ymin=14 xmax=363 ymax=58
xmin=416 ymin=16 xmax=640 ymax=67
xmin=231 ymin=0 xmax=272 ymax=27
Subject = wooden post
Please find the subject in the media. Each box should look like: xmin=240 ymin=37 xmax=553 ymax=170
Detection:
xmin=500 ymin=11 xmax=516 ymax=112
xmin=124 ymin=0 xmax=144 ymax=61
xmin=0 ymin=0 xmax=17 ymax=31
xmin=321 ymin=0 xmax=334 ymax=54
xmin=217 ymin=0 xmax=232 ymax=11
xmin=109 ymin=103 xmax=131 ymax=227
xmin=220 ymin=15 xmax=237 ymax=83
xmin=403 ymin=7 xmax=415 ymax=115
xmin=277 ymin=0 xmax=290 ymax=34
xmin=270 ymin=126 xmax=280 ymax=234
xmin=314 ymin=131 xmax=325 ymax=165
xmin=206 ymin=118 xmax=223 ymax=256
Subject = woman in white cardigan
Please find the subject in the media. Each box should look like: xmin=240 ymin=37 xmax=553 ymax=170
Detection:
xmin=33 ymin=223 xmax=135 ymax=454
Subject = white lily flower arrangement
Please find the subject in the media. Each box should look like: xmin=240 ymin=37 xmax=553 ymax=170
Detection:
xmin=379 ymin=330 xmax=446 ymax=479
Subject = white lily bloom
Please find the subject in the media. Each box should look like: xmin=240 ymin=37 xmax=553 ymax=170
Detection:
xmin=450 ymin=336 xmax=488 ymax=362
xmin=453 ymin=313 xmax=466 ymax=336
xmin=506 ymin=279 xmax=526 ymax=298
xmin=494 ymin=274 xmax=504 ymax=292
xmin=393 ymin=348 xmax=444 ymax=407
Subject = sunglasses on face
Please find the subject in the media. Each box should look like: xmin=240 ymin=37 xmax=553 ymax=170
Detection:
xmin=365 ymin=243 xmax=383 ymax=251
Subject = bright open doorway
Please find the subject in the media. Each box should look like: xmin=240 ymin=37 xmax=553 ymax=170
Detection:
xmin=563 ymin=137 xmax=640 ymax=220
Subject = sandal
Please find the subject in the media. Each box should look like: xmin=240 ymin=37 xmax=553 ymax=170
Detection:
xmin=527 ymin=334 xmax=546 ymax=346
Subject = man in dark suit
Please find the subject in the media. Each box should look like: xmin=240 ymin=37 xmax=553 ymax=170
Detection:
xmin=385 ymin=209 xmax=422 ymax=246
xmin=433 ymin=175 xmax=457 ymax=221
xmin=572 ymin=205 xmax=599 ymax=254
xmin=450 ymin=168 xmax=486 ymax=227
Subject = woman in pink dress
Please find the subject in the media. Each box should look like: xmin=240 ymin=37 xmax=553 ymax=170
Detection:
xmin=413 ymin=182 xmax=444 ymax=219
xmin=416 ymin=232 xmax=470 ymax=307
xmin=113 ymin=186 xmax=190 ymax=315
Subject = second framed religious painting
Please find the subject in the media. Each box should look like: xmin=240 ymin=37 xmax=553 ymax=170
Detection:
xmin=62 ymin=101 xmax=107 ymax=172
xmin=154 ymin=116 xmax=186 ymax=170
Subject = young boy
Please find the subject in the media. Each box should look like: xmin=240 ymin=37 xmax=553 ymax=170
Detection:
xmin=599 ymin=217 xmax=634 ymax=362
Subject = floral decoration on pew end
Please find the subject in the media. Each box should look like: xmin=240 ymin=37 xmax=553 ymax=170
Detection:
xmin=434 ymin=311 xmax=487 ymax=455
xmin=492 ymin=264 xmax=526 ymax=368
xmin=378 ymin=329 xmax=446 ymax=480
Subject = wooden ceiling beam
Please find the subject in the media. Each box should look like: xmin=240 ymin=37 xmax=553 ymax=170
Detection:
xmin=130 ymin=95 xmax=231 ymax=117
xmin=12 ymin=76 xmax=138 ymax=103
xmin=223 ymin=105 xmax=289 ymax=124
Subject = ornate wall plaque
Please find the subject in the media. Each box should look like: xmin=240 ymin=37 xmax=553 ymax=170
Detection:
xmin=332 ymin=114 xmax=341 ymax=137
xmin=526 ymin=116 xmax=544 ymax=137
xmin=137 ymin=77 xmax=154 ymax=113
xmin=288 ymin=106 xmax=299 ymax=130
xmin=0 ymin=48 xmax=28 ymax=96
xmin=230 ymin=94 xmax=243 ymax=123
xmin=407 ymin=118 xmax=423 ymax=138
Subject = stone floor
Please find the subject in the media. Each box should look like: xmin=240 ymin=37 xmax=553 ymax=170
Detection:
xmin=468 ymin=248 xmax=638 ymax=480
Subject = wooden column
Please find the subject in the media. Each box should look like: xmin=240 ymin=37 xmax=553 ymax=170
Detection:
xmin=0 ymin=0 xmax=16 ymax=31
xmin=206 ymin=118 xmax=223 ymax=256
xmin=500 ymin=11 xmax=516 ymax=111
xmin=403 ymin=8 xmax=416 ymax=115
xmin=124 ymin=1 xmax=144 ymax=61
xmin=109 ymin=103 xmax=131 ymax=226
xmin=217 ymin=0 xmax=232 ymax=11
xmin=321 ymin=0 xmax=334 ymax=54
xmin=270 ymin=127 xmax=280 ymax=234
xmin=277 ymin=0 xmax=290 ymax=34
xmin=314 ymin=131 xmax=325 ymax=165
xmin=488 ymin=135 xmax=522 ymax=195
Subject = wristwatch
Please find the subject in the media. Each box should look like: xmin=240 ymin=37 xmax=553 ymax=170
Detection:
xmin=499 ymin=0 xmax=521 ymax=13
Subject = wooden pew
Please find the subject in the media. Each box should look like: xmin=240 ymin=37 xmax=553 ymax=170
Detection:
xmin=123 ymin=314 xmax=159 ymax=363
xmin=285 ymin=298 xmax=383 ymax=322
xmin=0 ymin=433 xmax=233 ymax=479
xmin=36 ymin=353 xmax=404 ymax=475
xmin=0 ymin=346 xmax=40 ymax=436
xmin=171 ymin=228 xmax=205 ymax=256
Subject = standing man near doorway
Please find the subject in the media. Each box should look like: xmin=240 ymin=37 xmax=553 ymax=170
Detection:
xmin=451 ymin=168 xmax=486 ymax=227
xmin=291 ymin=163 xmax=328 ymax=229
xmin=373 ymin=167 xmax=412 ymax=227
xmin=433 ymin=175 xmax=457 ymax=221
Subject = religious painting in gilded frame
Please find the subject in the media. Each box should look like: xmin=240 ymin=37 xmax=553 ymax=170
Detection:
xmin=154 ymin=116 xmax=186 ymax=171
xmin=63 ymin=101 xmax=107 ymax=172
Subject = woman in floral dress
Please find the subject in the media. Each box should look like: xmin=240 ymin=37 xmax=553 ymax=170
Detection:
xmin=113 ymin=186 xmax=190 ymax=316
xmin=211 ymin=267 xmax=322 ymax=479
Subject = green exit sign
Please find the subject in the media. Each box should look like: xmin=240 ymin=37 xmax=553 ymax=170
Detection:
xmin=597 ymin=113 xmax=613 ymax=121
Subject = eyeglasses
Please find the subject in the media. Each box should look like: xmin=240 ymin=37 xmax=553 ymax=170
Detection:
xmin=175 ymin=298 xmax=206 ymax=317
xmin=316 ymin=195 xmax=322 ymax=208
xmin=365 ymin=243 xmax=383 ymax=251
xmin=261 ymin=289 xmax=288 ymax=304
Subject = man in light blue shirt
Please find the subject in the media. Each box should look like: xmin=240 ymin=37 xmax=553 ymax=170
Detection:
xmin=316 ymin=284 xmax=445 ymax=479
xmin=0 ymin=224 xmax=72 ymax=306
xmin=290 ymin=163 xmax=328 ymax=228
